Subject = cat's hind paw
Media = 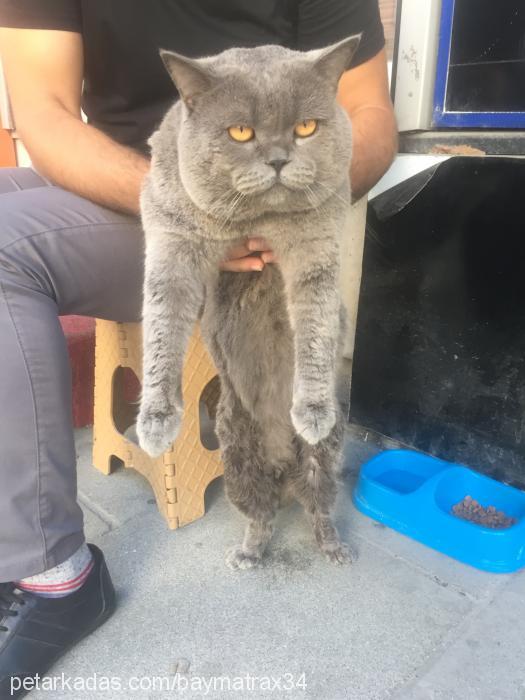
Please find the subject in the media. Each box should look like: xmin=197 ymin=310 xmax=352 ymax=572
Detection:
xmin=322 ymin=542 xmax=356 ymax=566
xmin=291 ymin=398 xmax=336 ymax=445
xmin=136 ymin=405 xmax=182 ymax=457
xmin=225 ymin=545 xmax=262 ymax=570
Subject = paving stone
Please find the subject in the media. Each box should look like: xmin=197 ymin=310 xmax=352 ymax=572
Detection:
xmin=34 ymin=448 xmax=473 ymax=700
xmin=399 ymin=570 xmax=525 ymax=700
xmin=75 ymin=427 xmax=156 ymax=527
xmin=34 ymin=426 xmax=518 ymax=700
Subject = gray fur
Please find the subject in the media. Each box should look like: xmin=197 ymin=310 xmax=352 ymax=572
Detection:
xmin=137 ymin=37 xmax=360 ymax=567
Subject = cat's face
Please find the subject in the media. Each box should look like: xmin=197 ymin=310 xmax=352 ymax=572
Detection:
xmin=159 ymin=38 xmax=360 ymax=221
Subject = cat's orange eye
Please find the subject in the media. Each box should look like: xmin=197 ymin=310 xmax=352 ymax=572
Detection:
xmin=294 ymin=119 xmax=318 ymax=138
xmin=228 ymin=125 xmax=255 ymax=142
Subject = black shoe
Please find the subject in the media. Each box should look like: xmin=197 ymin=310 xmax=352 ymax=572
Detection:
xmin=0 ymin=544 xmax=116 ymax=699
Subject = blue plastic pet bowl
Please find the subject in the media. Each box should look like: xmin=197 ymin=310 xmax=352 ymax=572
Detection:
xmin=353 ymin=450 xmax=525 ymax=573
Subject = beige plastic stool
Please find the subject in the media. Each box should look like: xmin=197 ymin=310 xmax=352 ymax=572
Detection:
xmin=92 ymin=320 xmax=223 ymax=529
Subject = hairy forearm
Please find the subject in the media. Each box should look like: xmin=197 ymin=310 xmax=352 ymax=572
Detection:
xmin=350 ymin=105 xmax=398 ymax=201
xmin=18 ymin=105 xmax=149 ymax=215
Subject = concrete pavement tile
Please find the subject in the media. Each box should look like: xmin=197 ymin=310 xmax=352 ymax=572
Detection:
xmin=32 ymin=477 xmax=474 ymax=700
xmin=395 ymin=570 xmax=525 ymax=700
xmin=75 ymin=427 xmax=156 ymax=527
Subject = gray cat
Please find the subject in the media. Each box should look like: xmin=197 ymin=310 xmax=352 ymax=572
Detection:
xmin=137 ymin=36 xmax=360 ymax=569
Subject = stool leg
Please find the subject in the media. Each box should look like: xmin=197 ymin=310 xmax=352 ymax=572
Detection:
xmin=169 ymin=329 xmax=223 ymax=526
xmin=92 ymin=320 xmax=224 ymax=529
xmin=92 ymin=320 xmax=121 ymax=475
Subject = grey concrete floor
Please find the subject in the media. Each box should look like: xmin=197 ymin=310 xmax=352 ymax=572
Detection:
xmin=32 ymin=425 xmax=525 ymax=700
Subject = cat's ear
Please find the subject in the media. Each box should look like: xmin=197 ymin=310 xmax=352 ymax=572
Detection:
xmin=160 ymin=50 xmax=213 ymax=109
xmin=309 ymin=34 xmax=362 ymax=89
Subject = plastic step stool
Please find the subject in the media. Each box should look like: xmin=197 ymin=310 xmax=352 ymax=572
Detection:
xmin=92 ymin=319 xmax=223 ymax=529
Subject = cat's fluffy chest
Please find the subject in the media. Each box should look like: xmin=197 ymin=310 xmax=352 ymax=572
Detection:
xmin=194 ymin=203 xmax=345 ymax=258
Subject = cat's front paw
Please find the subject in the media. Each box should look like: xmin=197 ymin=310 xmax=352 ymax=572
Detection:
xmin=136 ymin=403 xmax=182 ymax=457
xmin=291 ymin=398 xmax=336 ymax=445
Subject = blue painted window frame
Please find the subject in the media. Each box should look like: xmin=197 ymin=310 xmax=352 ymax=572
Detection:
xmin=432 ymin=0 xmax=525 ymax=128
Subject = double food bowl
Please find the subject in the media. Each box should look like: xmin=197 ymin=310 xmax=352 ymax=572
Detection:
xmin=353 ymin=450 xmax=525 ymax=573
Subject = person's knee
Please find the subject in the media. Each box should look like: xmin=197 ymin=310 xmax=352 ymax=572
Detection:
xmin=0 ymin=167 xmax=49 ymax=196
xmin=0 ymin=172 xmax=54 ymax=289
xmin=0 ymin=213 xmax=46 ymax=293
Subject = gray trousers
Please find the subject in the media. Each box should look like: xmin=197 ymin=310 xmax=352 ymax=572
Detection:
xmin=0 ymin=168 xmax=144 ymax=582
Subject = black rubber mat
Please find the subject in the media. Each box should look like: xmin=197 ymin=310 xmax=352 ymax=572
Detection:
xmin=350 ymin=157 xmax=525 ymax=487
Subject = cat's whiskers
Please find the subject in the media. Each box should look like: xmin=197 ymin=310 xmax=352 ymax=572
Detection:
xmin=314 ymin=181 xmax=351 ymax=208
xmin=209 ymin=189 xmax=239 ymax=218
xmin=215 ymin=191 xmax=246 ymax=236
xmin=209 ymin=190 xmax=241 ymax=227
xmin=221 ymin=192 xmax=244 ymax=230
xmin=303 ymin=184 xmax=319 ymax=211
xmin=304 ymin=184 xmax=331 ymax=220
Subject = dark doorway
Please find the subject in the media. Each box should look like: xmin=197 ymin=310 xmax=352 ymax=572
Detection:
xmin=350 ymin=157 xmax=525 ymax=488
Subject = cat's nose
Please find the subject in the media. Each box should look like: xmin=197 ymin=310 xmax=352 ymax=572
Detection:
xmin=267 ymin=158 xmax=290 ymax=175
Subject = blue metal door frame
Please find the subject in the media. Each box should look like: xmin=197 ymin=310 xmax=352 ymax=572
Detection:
xmin=432 ymin=0 xmax=525 ymax=128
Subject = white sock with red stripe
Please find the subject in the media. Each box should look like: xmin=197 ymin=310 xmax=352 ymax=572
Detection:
xmin=16 ymin=543 xmax=94 ymax=598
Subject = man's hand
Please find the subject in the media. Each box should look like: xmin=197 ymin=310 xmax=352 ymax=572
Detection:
xmin=220 ymin=237 xmax=276 ymax=272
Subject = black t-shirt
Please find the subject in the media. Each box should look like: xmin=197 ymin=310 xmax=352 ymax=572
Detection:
xmin=0 ymin=0 xmax=384 ymax=152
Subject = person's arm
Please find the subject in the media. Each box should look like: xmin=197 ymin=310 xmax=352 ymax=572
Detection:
xmin=0 ymin=27 xmax=149 ymax=215
xmin=337 ymin=48 xmax=398 ymax=201
xmin=0 ymin=26 xmax=269 ymax=270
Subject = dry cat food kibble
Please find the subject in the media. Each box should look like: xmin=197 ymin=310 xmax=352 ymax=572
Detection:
xmin=452 ymin=495 xmax=517 ymax=529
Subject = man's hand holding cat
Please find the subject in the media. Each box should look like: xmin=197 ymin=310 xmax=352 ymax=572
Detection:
xmin=220 ymin=237 xmax=276 ymax=272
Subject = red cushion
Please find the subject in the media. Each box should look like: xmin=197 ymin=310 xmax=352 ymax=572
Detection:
xmin=59 ymin=316 xmax=95 ymax=428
